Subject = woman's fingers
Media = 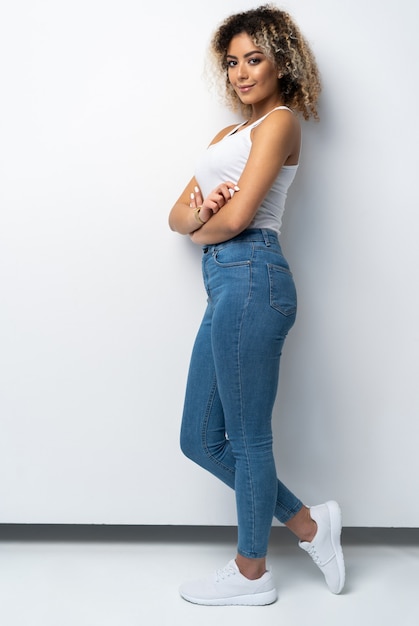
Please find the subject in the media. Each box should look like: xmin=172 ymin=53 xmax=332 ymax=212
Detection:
xmin=194 ymin=185 xmax=203 ymax=206
xmin=212 ymin=182 xmax=240 ymax=210
xmin=216 ymin=182 xmax=240 ymax=204
xmin=191 ymin=181 xmax=239 ymax=214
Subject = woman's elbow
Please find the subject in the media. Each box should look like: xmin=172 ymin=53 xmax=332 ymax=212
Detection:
xmin=225 ymin=213 xmax=253 ymax=237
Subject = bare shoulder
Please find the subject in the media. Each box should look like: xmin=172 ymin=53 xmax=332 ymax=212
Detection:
xmin=254 ymin=108 xmax=300 ymax=139
xmin=251 ymin=109 xmax=301 ymax=164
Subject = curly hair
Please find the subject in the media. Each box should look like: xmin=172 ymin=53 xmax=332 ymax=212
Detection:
xmin=208 ymin=4 xmax=321 ymax=120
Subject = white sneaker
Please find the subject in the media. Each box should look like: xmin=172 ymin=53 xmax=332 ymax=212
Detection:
xmin=299 ymin=500 xmax=345 ymax=594
xmin=179 ymin=559 xmax=278 ymax=606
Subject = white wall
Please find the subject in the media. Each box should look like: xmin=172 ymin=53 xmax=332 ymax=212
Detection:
xmin=0 ymin=0 xmax=418 ymax=527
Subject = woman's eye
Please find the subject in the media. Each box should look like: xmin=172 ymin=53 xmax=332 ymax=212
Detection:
xmin=249 ymin=57 xmax=260 ymax=65
xmin=227 ymin=60 xmax=237 ymax=67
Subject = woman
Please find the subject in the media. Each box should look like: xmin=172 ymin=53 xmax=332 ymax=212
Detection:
xmin=169 ymin=4 xmax=345 ymax=605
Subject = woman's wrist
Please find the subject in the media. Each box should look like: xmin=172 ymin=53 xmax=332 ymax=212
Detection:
xmin=193 ymin=206 xmax=206 ymax=226
xmin=193 ymin=205 xmax=213 ymax=228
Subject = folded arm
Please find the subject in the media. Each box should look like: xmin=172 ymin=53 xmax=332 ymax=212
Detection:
xmin=169 ymin=110 xmax=300 ymax=245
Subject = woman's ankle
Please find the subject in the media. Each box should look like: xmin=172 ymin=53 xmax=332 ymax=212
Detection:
xmin=285 ymin=505 xmax=317 ymax=543
xmin=235 ymin=554 xmax=267 ymax=580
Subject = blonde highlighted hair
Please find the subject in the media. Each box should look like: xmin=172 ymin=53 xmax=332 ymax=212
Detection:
xmin=208 ymin=4 xmax=321 ymax=120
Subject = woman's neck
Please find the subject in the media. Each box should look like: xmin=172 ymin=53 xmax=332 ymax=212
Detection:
xmin=246 ymin=100 xmax=285 ymax=125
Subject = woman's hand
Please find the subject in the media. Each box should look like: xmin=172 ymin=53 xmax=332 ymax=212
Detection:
xmin=189 ymin=186 xmax=213 ymax=225
xmin=189 ymin=181 xmax=239 ymax=239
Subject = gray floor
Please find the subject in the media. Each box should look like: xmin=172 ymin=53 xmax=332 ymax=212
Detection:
xmin=0 ymin=526 xmax=418 ymax=626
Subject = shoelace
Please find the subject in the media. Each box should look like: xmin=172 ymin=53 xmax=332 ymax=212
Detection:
xmin=307 ymin=546 xmax=322 ymax=565
xmin=215 ymin=563 xmax=237 ymax=582
xmin=307 ymin=545 xmax=335 ymax=566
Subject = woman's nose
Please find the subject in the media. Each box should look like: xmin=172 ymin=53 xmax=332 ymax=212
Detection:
xmin=237 ymin=62 xmax=248 ymax=79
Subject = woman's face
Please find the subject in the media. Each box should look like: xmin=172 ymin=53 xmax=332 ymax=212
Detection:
xmin=226 ymin=32 xmax=280 ymax=107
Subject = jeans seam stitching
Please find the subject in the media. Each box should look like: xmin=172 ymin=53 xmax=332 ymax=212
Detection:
xmin=237 ymin=250 xmax=256 ymax=555
xmin=201 ymin=375 xmax=235 ymax=476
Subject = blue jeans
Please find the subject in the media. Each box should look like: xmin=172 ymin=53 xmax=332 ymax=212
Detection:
xmin=180 ymin=229 xmax=303 ymax=559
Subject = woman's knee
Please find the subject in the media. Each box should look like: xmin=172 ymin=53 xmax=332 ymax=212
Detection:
xmin=180 ymin=427 xmax=202 ymax=463
xmin=180 ymin=425 xmax=226 ymax=468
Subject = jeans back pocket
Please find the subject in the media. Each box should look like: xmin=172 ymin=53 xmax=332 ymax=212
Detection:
xmin=267 ymin=264 xmax=297 ymax=316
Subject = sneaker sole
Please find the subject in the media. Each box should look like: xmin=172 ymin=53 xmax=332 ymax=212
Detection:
xmin=180 ymin=588 xmax=278 ymax=606
xmin=326 ymin=500 xmax=346 ymax=594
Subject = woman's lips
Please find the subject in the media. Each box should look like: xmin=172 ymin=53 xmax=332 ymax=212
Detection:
xmin=237 ymin=84 xmax=255 ymax=93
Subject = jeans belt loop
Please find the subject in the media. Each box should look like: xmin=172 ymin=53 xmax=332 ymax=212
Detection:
xmin=261 ymin=229 xmax=271 ymax=247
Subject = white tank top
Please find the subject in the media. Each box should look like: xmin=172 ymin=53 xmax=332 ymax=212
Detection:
xmin=194 ymin=106 xmax=298 ymax=234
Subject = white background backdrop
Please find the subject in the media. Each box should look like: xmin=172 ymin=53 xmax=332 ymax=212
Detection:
xmin=1 ymin=0 xmax=418 ymax=526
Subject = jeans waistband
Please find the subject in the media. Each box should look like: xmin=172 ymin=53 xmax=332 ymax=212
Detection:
xmin=203 ymin=229 xmax=279 ymax=252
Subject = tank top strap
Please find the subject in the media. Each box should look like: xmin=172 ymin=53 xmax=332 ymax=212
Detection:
xmin=227 ymin=106 xmax=294 ymax=136
xmin=251 ymin=105 xmax=294 ymax=128
xmin=272 ymin=105 xmax=293 ymax=113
